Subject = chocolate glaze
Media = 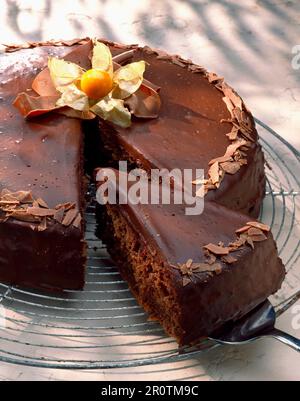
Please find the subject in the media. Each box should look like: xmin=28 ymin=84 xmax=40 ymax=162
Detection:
xmin=130 ymin=201 xmax=284 ymax=344
xmin=98 ymin=46 xmax=265 ymax=217
xmin=91 ymin=40 xmax=283 ymax=343
xmin=0 ymin=38 xmax=285 ymax=344
xmin=96 ymin=174 xmax=285 ymax=344
xmin=0 ymin=44 xmax=88 ymax=291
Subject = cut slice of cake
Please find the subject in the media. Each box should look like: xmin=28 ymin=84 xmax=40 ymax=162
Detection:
xmin=0 ymin=40 xmax=92 ymax=291
xmin=95 ymin=170 xmax=285 ymax=345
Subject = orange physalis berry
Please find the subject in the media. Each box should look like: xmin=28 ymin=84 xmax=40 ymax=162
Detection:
xmin=80 ymin=69 xmax=113 ymax=100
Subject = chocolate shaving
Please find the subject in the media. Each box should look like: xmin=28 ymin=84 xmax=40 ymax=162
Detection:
xmin=207 ymin=72 xmax=223 ymax=83
xmin=32 ymin=200 xmax=39 ymax=208
xmin=226 ymin=126 xmax=239 ymax=141
xmin=208 ymin=162 xmax=220 ymax=185
xmin=229 ymin=234 xmax=248 ymax=249
xmin=0 ymin=200 xmax=20 ymax=206
xmin=221 ymin=254 xmax=238 ymax=264
xmin=202 ymin=66 xmax=257 ymax=194
xmin=222 ymin=97 xmax=235 ymax=118
xmin=173 ymin=59 xmax=187 ymax=68
xmin=38 ymin=218 xmax=47 ymax=232
xmin=247 ymin=227 xmax=264 ymax=236
xmin=10 ymin=210 xmax=38 ymax=223
xmin=185 ymin=259 xmax=193 ymax=269
xmin=62 ymin=208 xmax=78 ymax=226
xmin=220 ymin=161 xmax=241 ymax=175
xmin=27 ymin=207 xmax=56 ymax=217
xmin=73 ymin=213 xmax=82 ymax=229
xmin=249 ymin=233 xmax=268 ymax=242
xmin=222 ymin=83 xmax=243 ymax=110
xmin=239 ymin=158 xmax=248 ymax=166
xmin=209 ymin=139 xmax=247 ymax=166
xmin=188 ymin=64 xmax=206 ymax=74
xmin=206 ymin=253 xmax=217 ymax=265
xmin=183 ymin=277 xmax=191 ymax=287
xmin=0 ymin=188 xmax=81 ymax=230
xmin=173 ymin=257 xmax=223 ymax=286
xmin=54 ymin=208 xmax=65 ymax=223
xmin=205 ymin=219 xmax=270 ymax=265
xmin=36 ymin=198 xmax=49 ymax=209
xmin=246 ymin=236 xmax=255 ymax=249
xmin=55 ymin=202 xmax=76 ymax=211
xmin=192 ymin=262 xmax=222 ymax=274
xmin=246 ymin=221 xmax=270 ymax=232
xmin=3 ymin=38 xmax=90 ymax=53
xmin=203 ymin=243 xmax=229 ymax=256
xmin=112 ymin=50 xmax=136 ymax=65
xmin=235 ymin=225 xmax=250 ymax=234
xmin=1 ymin=190 xmax=34 ymax=203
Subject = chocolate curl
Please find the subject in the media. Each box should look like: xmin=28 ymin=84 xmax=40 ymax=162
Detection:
xmin=32 ymin=68 xmax=58 ymax=97
xmin=13 ymin=93 xmax=95 ymax=120
xmin=125 ymin=84 xmax=161 ymax=119
xmin=13 ymin=93 xmax=61 ymax=118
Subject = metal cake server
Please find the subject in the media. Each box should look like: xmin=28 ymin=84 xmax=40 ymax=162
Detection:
xmin=209 ymin=300 xmax=300 ymax=352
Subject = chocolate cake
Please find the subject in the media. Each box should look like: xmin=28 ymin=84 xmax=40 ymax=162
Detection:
xmin=96 ymin=172 xmax=284 ymax=344
xmin=0 ymin=38 xmax=285 ymax=344
xmin=0 ymin=41 xmax=90 ymax=291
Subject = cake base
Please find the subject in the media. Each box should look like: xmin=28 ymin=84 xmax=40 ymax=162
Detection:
xmin=96 ymin=195 xmax=285 ymax=345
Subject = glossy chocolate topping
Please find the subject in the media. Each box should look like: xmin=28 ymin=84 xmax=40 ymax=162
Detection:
xmin=97 ymin=45 xmax=265 ymax=215
xmin=97 ymin=173 xmax=285 ymax=343
xmin=0 ymin=46 xmax=85 ymax=208
xmin=0 ymin=43 xmax=89 ymax=291
xmin=0 ymin=38 xmax=282 ymax=320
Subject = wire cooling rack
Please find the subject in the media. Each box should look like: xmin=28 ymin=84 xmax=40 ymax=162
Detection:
xmin=0 ymin=119 xmax=299 ymax=370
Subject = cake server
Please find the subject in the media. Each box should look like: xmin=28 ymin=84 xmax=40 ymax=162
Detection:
xmin=209 ymin=299 xmax=300 ymax=352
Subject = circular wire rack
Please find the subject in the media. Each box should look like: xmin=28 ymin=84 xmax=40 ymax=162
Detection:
xmin=0 ymin=119 xmax=299 ymax=370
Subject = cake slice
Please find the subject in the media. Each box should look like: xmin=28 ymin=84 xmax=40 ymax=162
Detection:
xmin=96 ymin=170 xmax=285 ymax=345
xmin=0 ymin=40 xmax=92 ymax=291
